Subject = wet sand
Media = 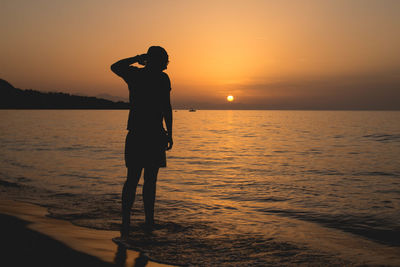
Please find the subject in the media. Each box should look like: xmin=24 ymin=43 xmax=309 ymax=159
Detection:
xmin=0 ymin=199 xmax=171 ymax=267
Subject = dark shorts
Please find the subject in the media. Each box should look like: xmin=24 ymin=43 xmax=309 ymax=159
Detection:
xmin=124 ymin=131 xmax=166 ymax=168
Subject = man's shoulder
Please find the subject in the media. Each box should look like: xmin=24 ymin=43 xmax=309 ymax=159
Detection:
xmin=161 ymin=72 xmax=170 ymax=80
xmin=161 ymin=72 xmax=171 ymax=90
xmin=123 ymin=67 xmax=144 ymax=83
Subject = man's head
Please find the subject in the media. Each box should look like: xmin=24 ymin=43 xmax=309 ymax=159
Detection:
xmin=146 ymin=46 xmax=169 ymax=71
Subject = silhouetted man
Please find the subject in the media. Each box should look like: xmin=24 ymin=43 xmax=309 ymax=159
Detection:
xmin=111 ymin=46 xmax=173 ymax=240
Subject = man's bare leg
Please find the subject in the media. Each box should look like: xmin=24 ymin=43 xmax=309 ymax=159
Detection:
xmin=121 ymin=166 xmax=142 ymax=240
xmin=143 ymin=167 xmax=159 ymax=227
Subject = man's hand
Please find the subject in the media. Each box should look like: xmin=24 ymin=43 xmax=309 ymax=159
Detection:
xmin=166 ymin=135 xmax=173 ymax=151
xmin=137 ymin=54 xmax=148 ymax=66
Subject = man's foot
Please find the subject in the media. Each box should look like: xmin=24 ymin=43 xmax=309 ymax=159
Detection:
xmin=140 ymin=220 xmax=154 ymax=233
xmin=145 ymin=219 xmax=154 ymax=227
xmin=112 ymin=236 xmax=128 ymax=245
xmin=120 ymin=232 xmax=129 ymax=241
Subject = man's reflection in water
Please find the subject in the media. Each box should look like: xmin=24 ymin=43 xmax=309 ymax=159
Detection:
xmin=114 ymin=244 xmax=149 ymax=267
xmin=114 ymin=244 xmax=127 ymax=267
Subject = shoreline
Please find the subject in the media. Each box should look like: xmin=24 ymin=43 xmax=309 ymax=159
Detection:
xmin=0 ymin=199 xmax=172 ymax=267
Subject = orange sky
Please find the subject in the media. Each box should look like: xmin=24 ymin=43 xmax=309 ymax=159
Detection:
xmin=1 ymin=0 xmax=399 ymax=109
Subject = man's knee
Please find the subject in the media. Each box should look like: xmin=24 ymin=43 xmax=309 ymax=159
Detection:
xmin=144 ymin=168 xmax=159 ymax=184
xmin=124 ymin=179 xmax=137 ymax=190
xmin=127 ymin=166 xmax=142 ymax=180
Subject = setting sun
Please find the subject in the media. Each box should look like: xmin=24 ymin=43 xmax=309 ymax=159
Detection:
xmin=227 ymin=95 xmax=234 ymax=102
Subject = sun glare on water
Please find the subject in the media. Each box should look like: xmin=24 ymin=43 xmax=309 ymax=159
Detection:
xmin=227 ymin=95 xmax=234 ymax=102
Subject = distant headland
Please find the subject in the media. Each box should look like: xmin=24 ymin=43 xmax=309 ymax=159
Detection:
xmin=0 ymin=79 xmax=129 ymax=109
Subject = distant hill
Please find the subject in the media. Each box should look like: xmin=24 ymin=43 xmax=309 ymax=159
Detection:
xmin=95 ymin=93 xmax=128 ymax=102
xmin=0 ymin=79 xmax=129 ymax=109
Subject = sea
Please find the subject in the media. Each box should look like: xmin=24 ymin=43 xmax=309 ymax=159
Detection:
xmin=0 ymin=110 xmax=399 ymax=266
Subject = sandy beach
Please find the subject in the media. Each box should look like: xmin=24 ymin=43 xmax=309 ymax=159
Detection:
xmin=0 ymin=199 xmax=172 ymax=267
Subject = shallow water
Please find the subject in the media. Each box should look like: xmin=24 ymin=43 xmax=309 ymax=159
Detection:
xmin=1 ymin=110 xmax=400 ymax=266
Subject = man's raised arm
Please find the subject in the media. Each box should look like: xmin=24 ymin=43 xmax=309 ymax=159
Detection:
xmin=110 ymin=55 xmax=145 ymax=77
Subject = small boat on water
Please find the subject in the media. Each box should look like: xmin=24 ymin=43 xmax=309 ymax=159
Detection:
xmin=189 ymin=108 xmax=196 ymax=112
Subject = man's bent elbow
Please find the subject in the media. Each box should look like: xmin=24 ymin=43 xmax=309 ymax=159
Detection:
xmin=110 ymin=63 xmax=118 ymax=74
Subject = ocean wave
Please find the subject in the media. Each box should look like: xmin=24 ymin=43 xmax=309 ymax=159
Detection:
xmin=0 ymin=179 xmax=22 ymax=188
xmin=221 ymin=195 xmax=289 ymax=203
xmin=57 ymin=145 xmax=95 ymax=151
xmin=353 ymin=171 xmax=399 ymax=177
xmin=118 ymin=220 xmax=345 ymax=266
xmin=257 ymin=208 xmax=400 ymax=247
xmin=301 ymin=169 xmax=344 ymax=176
xmin=3 ymin=159 xmax=35 ymax=169
xmin=363 ymin=133 xmax=400 ymax=143
xmin=59 ymin=173 xmax=103 ymax=180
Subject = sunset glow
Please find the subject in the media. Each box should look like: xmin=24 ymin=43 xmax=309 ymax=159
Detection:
xmin=227 ymin=95 xmax=234 ymax=102
xmin=1 ymin=0 xmax=399 ymax=109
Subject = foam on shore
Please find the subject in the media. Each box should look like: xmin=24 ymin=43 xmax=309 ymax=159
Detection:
xmin=0 ymin=198 xmax=171 ymax=267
